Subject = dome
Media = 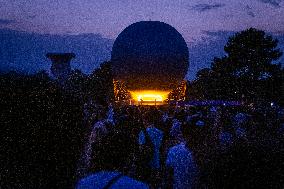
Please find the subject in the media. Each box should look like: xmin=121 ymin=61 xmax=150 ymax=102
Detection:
xmin=111 ymin=21 xmax=189 ymax=91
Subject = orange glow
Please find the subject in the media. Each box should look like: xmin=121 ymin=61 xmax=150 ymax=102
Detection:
xmin=130 ymin=90 xmax=170 ymax=102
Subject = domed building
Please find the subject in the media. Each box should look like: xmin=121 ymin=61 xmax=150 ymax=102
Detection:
xmin=111 ymin=21 xmax=189 ymax=105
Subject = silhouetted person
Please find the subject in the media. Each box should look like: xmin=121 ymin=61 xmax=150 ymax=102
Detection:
xmin=76 ymin=128 xmax=149 ymax=189
xmin=138 ymin=108 xmax=164 ymax=188
xmin=77 ymin=106 xmax=112 ymax=179
xmin=165 ymin=119 xmax=200 ymax=189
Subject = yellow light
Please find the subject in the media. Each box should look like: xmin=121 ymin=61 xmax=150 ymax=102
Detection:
xmin=130 ymin=90 xmax=170 ymax=102
xmin=137 ymin=94 xmax=163 ymax=101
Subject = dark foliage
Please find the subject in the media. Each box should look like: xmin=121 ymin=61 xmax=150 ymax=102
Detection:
xmin=191 ymin=28 xmax=284 ymax=105
xmin=0 ymin=60 xmax=115 ymax=188
xmin=0 ymin=71 xmax=86 ymax=188
xmin=87 ymin=61 xmax=114 ymax=105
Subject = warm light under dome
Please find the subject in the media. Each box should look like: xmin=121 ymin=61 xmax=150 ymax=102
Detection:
xmin=130 ymin=90 xmax=170 ymax=102
xmin=138 ymin=94 xmax=163 ymax=101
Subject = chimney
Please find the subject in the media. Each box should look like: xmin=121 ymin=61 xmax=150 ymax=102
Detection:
xmin=46 ymin=53 xmax=75 ymax=81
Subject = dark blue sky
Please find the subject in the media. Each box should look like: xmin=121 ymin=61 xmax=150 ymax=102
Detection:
xmin=0 ymin=0 xmax=283 ymax=80
xmin=1 ymin=0 xmax=284 ymax=41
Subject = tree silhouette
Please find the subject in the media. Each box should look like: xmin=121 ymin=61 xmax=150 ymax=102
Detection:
xmin=193 ymin=28 xmax=283 ymax=104
xmin=0 ymin=72 xmax=85 ymax=188
xmin=87 ymin=61 xmax=114 ymax=105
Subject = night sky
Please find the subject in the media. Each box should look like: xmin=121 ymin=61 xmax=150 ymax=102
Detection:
xmin=0 ymin=0 xmax=283 ymax=80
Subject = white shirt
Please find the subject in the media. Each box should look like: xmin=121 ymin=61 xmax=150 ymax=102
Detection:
xmin=76 ymin=171 xmax=149 ymax=189
xmin=138 ymin=126 xmax=164 ymax=169
xmin=166 ymin=143 xmax=198 ymax=189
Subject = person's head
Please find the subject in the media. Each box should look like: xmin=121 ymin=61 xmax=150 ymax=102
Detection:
xmin=188 ymin=106 xmax=197 ymax=115
xmin=95 ymin=106 xmax=108 ymax=120
xmin=116 ymin=114 xmax=131 ymax=129
xmin=233 ymin=112 xmax=249 ymax=129
xmin=175 ymin=108 xmax=187 ymax=122
xmin=142 ymin=107 xmax=162 ymax=127
xmin=90 ymin=128 xmax=137 ymax=173
xmin=182 ymin=117 xmax=205 ymax=148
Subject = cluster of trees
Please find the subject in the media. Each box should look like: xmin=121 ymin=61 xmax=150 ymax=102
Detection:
xmin=86 ymin=61 xmax=114 ymax=104
xmin=0 ymin=62 xmax=114 ymax=188
xmin=61 ymin=61 xmax=114 ymax=105
xmin=189 ymin=28 xmax=284 ymax=106
xmin=0 ymin=71 xmax=85 ymax=188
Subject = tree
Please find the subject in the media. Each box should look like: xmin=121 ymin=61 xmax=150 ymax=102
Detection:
xmin=0 ymin=71 xmax=85 ymax=188
xmin=87 ymin=61 xmax=114 ymax=105
xmin=194 ymin=28 xmax=283 ymax=104
xmin=65 ymin=69 xmax=88 ymax=101
xmin=193 ymin=68 xmax=215 ymax=99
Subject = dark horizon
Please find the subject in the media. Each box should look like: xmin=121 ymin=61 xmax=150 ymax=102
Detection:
xmin=0 ymin=27 xmax=283 ymax=81
xmin=1 ymin=0 xmax=284 ymax=80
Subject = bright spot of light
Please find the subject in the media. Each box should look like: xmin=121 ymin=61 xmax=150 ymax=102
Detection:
xmin=130 ymin=90 xmax=170 ymax=102
xmin=271 ymin=102 xmax=274 ymax=107
xmin=138 ymin=94 xmax=163 ymax=101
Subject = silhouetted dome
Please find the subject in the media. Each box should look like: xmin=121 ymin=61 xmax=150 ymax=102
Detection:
xmin=111 ymin=21 xmax=189 ymax=91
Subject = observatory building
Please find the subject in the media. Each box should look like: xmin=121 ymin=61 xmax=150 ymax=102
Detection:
xmin=111 ymin=21 xmax=189 ymax=105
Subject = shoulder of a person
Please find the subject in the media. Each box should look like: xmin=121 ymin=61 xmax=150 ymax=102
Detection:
xmin=76 ymin=172 xmax=149 ymax=189
xmin=147 ymin=126 xmax=163 ymax=133
xmin=93 ymin=120 xmax=105 ymax=127
xmin=167 ymin=143 xmax=185 ymax=165
xmin=172 ymin=118 xmax=178 ymax=123
xmin=76 ymin=171 xmax=118 ymax=189
xmin=169 ymin=143 xmax=191 ymax=154
xmin=98 ymin=119 xmax=111 ymax=128
xmin=113 ymin=176 xmax=149 ymax=189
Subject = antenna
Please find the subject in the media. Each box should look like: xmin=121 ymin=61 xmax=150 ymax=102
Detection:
xmin=149 ymin=11 xmax=154 ymax=21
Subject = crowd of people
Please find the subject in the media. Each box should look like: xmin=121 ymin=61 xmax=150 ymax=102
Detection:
xmin=75 ymin=102 xmax=284 ymax=189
